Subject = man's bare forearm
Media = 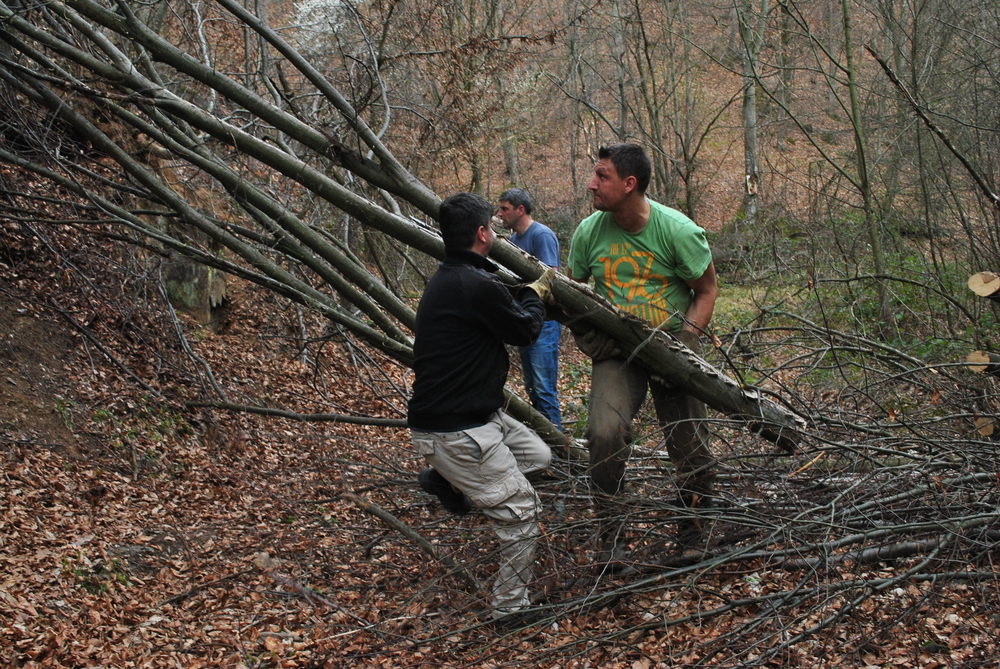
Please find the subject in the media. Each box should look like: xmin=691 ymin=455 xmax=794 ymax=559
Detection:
xmin=682 ymin=261 xmax=718 ymax=335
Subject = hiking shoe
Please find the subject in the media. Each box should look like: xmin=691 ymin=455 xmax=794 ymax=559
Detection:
xmin=595 ymin=539 xmax=639 ymax=578
xmin=418 ymin=468 xmax=473 ymax=516
xmin=674 ymin=518 xmax=704 ymax=549
xmin=488 ymin=608 xmax=547 ymax=632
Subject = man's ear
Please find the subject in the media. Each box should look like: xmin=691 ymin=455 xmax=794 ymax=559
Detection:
xmin=623 ymin=175 xmax=637 ymax=194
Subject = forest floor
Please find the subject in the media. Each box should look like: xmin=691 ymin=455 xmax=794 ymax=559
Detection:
xmin=2 ymin=192 xmax=999 ymax=668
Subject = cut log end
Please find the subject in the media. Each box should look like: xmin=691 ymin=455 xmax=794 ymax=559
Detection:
xmin=968 ymin=271 xmax=1000 ymax=298
xmin=966 ymin=350 xmax=1000 ymax=375
xmin=974 ymin=416 xmax=994 ymax=437
xmin=752 ymin=420 xmax=803 ymax=453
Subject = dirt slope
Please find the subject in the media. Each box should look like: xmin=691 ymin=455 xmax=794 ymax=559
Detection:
xmin=2 ymin=182 xmax=995 ymax=668
xmin=0 ymin=289 xmax=86 ymax=458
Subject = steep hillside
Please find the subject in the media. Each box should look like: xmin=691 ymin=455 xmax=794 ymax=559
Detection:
xmin=2 ymin=170 xmax=998 ymax=667
xmin=1 ymin=288 xmax=84 ymax=458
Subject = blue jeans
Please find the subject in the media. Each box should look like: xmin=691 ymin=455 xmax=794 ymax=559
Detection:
xmin=519 ymin=320 xmax=562 ymax=431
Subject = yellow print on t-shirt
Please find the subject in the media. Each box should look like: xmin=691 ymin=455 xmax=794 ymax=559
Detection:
xmin=598 ymin=246 xmax=672 ymax=327
xmin=621 ymin=302 xmax=674 ymax=328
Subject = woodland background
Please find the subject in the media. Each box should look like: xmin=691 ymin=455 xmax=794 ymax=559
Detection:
xmin=2 ymin=0 xmax=1000 ymax=666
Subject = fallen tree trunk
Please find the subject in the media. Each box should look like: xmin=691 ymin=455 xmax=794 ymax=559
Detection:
xmin=185 ymin=401 xmax=409 ymax=427
xmin=0 ymin=0 xmax=803 ymax=451
xmin=780 ymin=526 xmax=1000 ymax=571
xmin=490 ymin=243 xmax=806 ymax=452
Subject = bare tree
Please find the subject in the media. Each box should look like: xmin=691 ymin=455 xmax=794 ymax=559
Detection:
xmin=735 ymin=0 xmax=769 ymax=228
xmin=3 ymin=2 xmax=1000 ymax=664
xmin=0 ymin=0 xmax=803 ymax=447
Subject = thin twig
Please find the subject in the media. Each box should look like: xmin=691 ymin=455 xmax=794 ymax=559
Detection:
xmin=156 ymin=569 xmax=253 ymax=607
xmin=340 ymin=492 xmax=488 ymax=599
xmin=50 ymin=299 xmax=161 ymax=397
xmin=185 ymin=401 xmax=407 ymax=427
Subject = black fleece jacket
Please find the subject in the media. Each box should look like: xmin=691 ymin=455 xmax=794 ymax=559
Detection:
xmin=407 ymin=249 xmax=545 ymax=431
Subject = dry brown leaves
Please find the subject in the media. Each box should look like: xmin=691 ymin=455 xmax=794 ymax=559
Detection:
xmin=3 ymin=210 xmax=999 ymax=668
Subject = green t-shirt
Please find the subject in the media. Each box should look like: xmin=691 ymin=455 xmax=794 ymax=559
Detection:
xmin=568 ymin=200 xmax=712 ymax=331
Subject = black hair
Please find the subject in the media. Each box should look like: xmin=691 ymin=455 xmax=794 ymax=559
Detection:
xmin=498 ymin=187 xmax=532 ymax=215
xmin=598 ymin=143 xmax=652 ymax=193
xmin=439 ymin=192 xmax=493 ymax=250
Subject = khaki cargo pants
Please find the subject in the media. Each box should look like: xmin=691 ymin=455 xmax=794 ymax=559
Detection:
xmin=411 ymin=411 xmax=551 ymax=614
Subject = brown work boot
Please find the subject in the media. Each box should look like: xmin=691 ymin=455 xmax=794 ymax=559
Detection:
xmin=674 ymin=477 xmax=717 ymax=548
xmin=676 ymin=473 xmax=715 ymax=509
xmin=594 ymin=520 xmax=638 ymax=577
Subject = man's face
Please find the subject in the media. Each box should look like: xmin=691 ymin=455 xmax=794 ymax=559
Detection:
xmin=588 ymin=158 xmax=629 ymax=211
xmin=496 ymin=201 xmax=521 ymax=230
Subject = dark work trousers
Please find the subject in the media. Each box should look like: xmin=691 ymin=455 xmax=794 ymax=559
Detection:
xmin=586 ymin=354 xmax=714 ymax=503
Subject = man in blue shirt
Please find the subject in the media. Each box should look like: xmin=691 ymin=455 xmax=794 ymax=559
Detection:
xmin=497 ymin=188 xmax=563 ymax=432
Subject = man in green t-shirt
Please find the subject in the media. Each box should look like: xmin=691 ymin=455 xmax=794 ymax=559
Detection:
xmin=568 ymin=143 xmax=718 ymax=569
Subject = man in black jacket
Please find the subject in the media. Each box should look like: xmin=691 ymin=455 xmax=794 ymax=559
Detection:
xmin=408 ymin=192 xmax=554 ymax=618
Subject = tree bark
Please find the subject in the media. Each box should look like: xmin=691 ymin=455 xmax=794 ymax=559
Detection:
xmin=736 ymin=0 xmax=767 ymax=228
xmin=842 ymin=0 xmax=893 ymax=335
xmin=490 ymin=244 xmax=806 ymax=451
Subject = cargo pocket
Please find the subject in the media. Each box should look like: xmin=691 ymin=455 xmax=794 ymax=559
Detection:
xmin=410 ymin=430 xmax=437 ymax=457
xmin=461 ymin=418 xmax=501 ymax=464
xmin=468 ymin=470 xmax=520 ymax=509
xmin=469 ymin=471 xmax=539 ymax=523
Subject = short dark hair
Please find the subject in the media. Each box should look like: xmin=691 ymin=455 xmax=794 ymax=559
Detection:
xmin=598 ymin=143 xmax=652 ymax=193
xmin=439 ymin=192 xmax=493 ymax=250
xmin=498 ymin=187 xmax=532 ymax=215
